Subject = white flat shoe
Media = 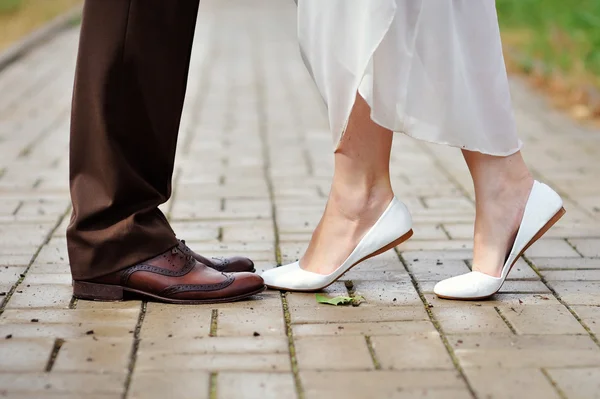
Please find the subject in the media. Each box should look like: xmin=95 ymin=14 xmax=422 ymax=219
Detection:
xmin=262 ymin=197 xmax=413 ymax=292
xmin=434 ymin=180 xmax=565 ymax=300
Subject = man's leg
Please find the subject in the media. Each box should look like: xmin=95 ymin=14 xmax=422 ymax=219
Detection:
xmin=68 ymin=0 xmax=197 ymax=280
xmin=67 ymin=0 xmax=264 ymax=303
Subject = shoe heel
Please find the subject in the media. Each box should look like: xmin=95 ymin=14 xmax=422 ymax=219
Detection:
xmin=368 ymin=229 xmax=414 ymax=258
xmin=73 ymin=280 xmax=124 ymax=301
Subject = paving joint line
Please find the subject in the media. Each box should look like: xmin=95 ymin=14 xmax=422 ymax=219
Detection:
xmin=316 ymin=185 xmax=327 ymax=199
xmin=524 ymin=255 xmax=600 ymax=348
xmin=258 ymin=131 xmax=282 ymax=264
xmin=253 ymin=34 xmax=302 ymax=396
xmin=11 ymin=201 xmax=23 ymax=216
xmin=537 ymin=267 xmax=600 ymax=272
xmin=293 ymin=318 xmax=431 ymax=326
xmin=68 ymin=296 xmax=78 ymax=309
xmin=209 ymin=372 xmax=218 ymax=399
xmin=122 ymin=301 xmax=147 ymax=399
xmin=541 ymin=368 xmax=568 ymax=399
xmin=396 ymin=250 xmax=478 ymax=399
xmin=494 ymin=306 xmax=518 ymax=334
xmin=564 ymin=238 xmax=585 ymax=257
xmin=0 ymin=205 xmax=70 ymax=315
xmin=344 ymin=280 xmax=366 ymax=306
xmin=44 ymin=338 xmax=65 ymax=372
xmin=364 ymin=336 xmax=382 ymax=370
xmin=344 ymin=280 xmax=355 ymax=295
xmin=50 ymin=158 xmax=61 ymax=168
xmin=439 ymin=224 xmax=452 ymax=239
xmin=254 ymin=36 xmax=281 ymax=267
xmin=281 ymin=292 xmax=305 ymax=399
xmin=210 ymin=309 xmax=219 ymax=337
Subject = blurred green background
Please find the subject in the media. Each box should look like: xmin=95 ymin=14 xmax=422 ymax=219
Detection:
xmin=497 ymin=0 xmax=600 ymax=89
xmin=1 ymin=0 xmax=599 ymax=93
xmin=0 ymin=0 xmax=81 ymax=51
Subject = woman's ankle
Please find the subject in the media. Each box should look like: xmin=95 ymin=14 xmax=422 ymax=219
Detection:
xmin=328 ymin=179 xmax=394 ymax=221
xmin=476 ymin=172 xmax=533 ymax=206
xmin=465 ymin=150 xmax=533 ymax=200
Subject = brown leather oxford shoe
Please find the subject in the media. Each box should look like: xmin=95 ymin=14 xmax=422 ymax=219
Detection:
xmin=177 ymin=239 xmax=255 ymax=273
xmin=72 ymin=246 xmax=265 ymax=304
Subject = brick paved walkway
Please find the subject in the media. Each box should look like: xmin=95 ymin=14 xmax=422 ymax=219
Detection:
xmin=1 ymin=0 xmax=600 ymax=398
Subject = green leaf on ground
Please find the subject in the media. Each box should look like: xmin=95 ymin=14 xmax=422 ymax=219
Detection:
xmin=315 ymin=294 xmax=365 ymax=306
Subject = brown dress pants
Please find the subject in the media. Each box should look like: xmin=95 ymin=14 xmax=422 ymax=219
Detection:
xmin=67 ymin=0 xmax=201 ymax=280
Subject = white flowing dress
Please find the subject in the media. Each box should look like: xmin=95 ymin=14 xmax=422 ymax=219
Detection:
xmin=298 ymin=0 xmax=522 ymax=156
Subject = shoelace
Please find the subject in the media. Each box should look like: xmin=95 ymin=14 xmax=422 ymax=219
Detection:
xmin=177 ymin=240 xmax=230 ymax=277
xmin=178 ymin=239 xmax=224 ymax=264
xmin=171 ymin=245 xmax=193 ymax=262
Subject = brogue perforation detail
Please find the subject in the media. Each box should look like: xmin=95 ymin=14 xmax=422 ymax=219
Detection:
xmin=209 ymin=257 xmax=229 ymax=271
xmin=120 ymin=256 xmax=196 ymax=285
xmin=158 ymin=274 xmax=236 ymax=296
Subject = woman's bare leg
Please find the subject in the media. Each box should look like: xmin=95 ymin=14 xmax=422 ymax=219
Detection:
xmin=300 ymin=94 xmax=394 ymax=274
xmin=462 ymin=150 xmax=534 ymax=277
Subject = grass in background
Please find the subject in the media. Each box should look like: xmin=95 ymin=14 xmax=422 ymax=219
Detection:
xmin=0 ymin=0 xmax=82 ymax=51
xmin=497 ymin=0 xmax=600 ymax=119
xmin=0 ymin=0 xmax=21 ymax=13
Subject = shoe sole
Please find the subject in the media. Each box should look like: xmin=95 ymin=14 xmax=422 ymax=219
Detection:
xmin=437 ymin=207 xmax=566 ymax=301
xmin=72 ymin=280 xmax=267 ymax=305
xmin=268 ymin=229 xmax=414 ymax=292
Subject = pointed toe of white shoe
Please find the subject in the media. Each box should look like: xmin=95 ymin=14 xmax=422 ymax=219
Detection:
xmin=262 ymin=197 xmax=413 ymax=292
xmin=261 ymin=262 xmax=328 ymax=291
xmin=433 ymin=272 xmax=503 ymax=300
xmin=434 ymin=180 xmax=565 ymax=301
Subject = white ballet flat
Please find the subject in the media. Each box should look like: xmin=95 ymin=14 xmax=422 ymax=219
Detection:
xmin=434 ymin=180 xmax=565 ymax=300
xmin=262 ymin=197 xmax=413 ymax=292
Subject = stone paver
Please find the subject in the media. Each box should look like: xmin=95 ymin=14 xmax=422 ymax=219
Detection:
xmin=451 ymin=334 xmax=600 ymax=368
xmin=0 ymin=372 xmax=125 ymax=396
xmin=571 ymin=306 xmax=600 ymax=335
xmin=0 ymin=0 xmax=600 ymax=397
xmin=293 ymin=320 xmax=436 ymax=337
xmin=465 ymin=368 xmax=561 ymax=399
xmin=432 ymin=307 xmax=514 ymax=334
xmin=302 ymin=370 xmax=470 ymax=399
xmin=128 ymin=371 xmax=210 ymax=399
xmin=530 ymin=257 xmax=600 ymax=270
xmin=497 ymin=304 xmax=588 ymax=335
xmin=546 ymin=368 xmax=600 ymax=399
xmin=218 ymin=372 xmax=296 ymax=399
xmin=569 ymin=239 xmax=600 ymax=258
xmin=0 ymin=339 xmax=54 ymax=372
xmin=140 ymin=306 xmax=213 ymax=339
xmin=547 ymin=281 xmax=600 ymax=306
xmin=294 ymin=336 xmax=374 ymax=371
xmin=136 ymin=350 xmax=291 ymax=373
xmin=52 ymin=337 xmax=131 ymax=373
xmin=371 ymin=333 xmax=455 ymax=371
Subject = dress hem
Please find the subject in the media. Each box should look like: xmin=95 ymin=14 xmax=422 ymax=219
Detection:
xmin=386 ymin=124 xmax=523 ymax=157
xmin=323 ymin=0 xmax=521 ymax=158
